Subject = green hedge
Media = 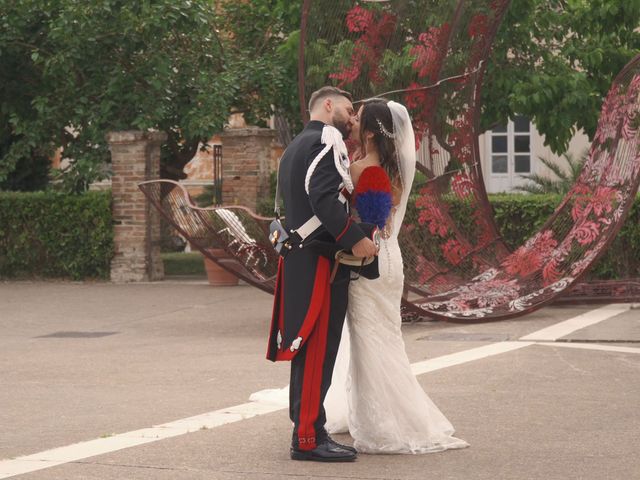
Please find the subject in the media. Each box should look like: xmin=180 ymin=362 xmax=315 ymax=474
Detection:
xmin=405 ymin=193 xmax=640 ymax=280
xmin=3 ymin=189 xmax=634 ymax=281
xmin=161 ymin=252 xmax=205 ymax=276
xmin=0 ymin=191 xmax=113 ymax=279
xmin=489 ymin=194 xmax=640 ymax=280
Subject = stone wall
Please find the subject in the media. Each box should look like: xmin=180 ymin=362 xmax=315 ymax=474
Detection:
xmin=107 ymin=131 xmax=166 ymax=282
xmin=220 ymin=128 xmax=278 ymax=211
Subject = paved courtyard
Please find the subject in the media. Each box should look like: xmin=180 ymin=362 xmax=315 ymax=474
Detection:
xmin=0 ymin=281 xmax=639 ymax=479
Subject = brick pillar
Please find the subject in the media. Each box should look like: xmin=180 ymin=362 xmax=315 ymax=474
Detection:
xmin=220 ymin=127 xmax=278 ymax=211
xmin=107 ymin=131 xmax=167 ymax=282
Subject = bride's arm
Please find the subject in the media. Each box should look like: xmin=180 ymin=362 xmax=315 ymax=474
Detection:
xmin=349 ymin=161 xmax=366 ymax=188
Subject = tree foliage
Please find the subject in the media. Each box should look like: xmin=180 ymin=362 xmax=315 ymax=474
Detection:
xmin=217 ymin=0 xmax=301 ymax=128
xmin=483 ymin=0 xmax=640 ymax=153
xmin=1 ymin=0 xmax=638 ymax=191
xmin=1 ymin=0 xmax=233 ymax=190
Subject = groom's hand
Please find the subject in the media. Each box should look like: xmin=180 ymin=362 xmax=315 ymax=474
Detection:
xmin=351 ymin=237 xmax=378 ymax=258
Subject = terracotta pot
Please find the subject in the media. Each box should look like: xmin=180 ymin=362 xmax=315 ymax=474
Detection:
xmin=203 ymin=249 xmax=239 ymax=286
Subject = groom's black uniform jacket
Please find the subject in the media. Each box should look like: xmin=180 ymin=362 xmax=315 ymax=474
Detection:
xmin=267 ymin=120 xmax=365 ymax=362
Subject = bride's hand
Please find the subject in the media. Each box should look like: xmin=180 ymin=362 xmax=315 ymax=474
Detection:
xmin=351 ymin=237 xmax=378 ymax=258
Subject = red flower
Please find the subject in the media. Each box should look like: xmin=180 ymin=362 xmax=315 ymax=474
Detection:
xmin=330 ymin=9 xmax=397 ymax=87
xmin=441 ymin=238 xmax=469 ymax=265
xmin=591 ymin=186 xmax=616 ymax=216
xmin=346 ymin=5 xmax=374 ymax=33
xmin=449 ymin=115 xmax=474 ymax=164
xmin=416 ymin=198 xmax=449 ymax=237
xmin=472 ymin=209 xmax=494 ymax=246
xmin=595 ymin=84 xmax=623 ymax=146
xmin=329 ymin=64 xmax=361 ymax=86
xmin=404 ymin=82 xmax=428 ymax=110
xmin=503 ymin=247 xmax=542 ymax=277
xmin=410 ymin=26 xmax=446 ymax=80
xmin=468 ymin=14 xmax=488 ymax=38
xmin=542 ymin=258 xmax=563 ymax=285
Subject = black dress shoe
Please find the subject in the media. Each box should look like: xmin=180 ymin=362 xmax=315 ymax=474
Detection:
xmin=326 ymin=435 xmax=357 ymax=454
xmin=290 ymin=441 xmax=357 ymax=462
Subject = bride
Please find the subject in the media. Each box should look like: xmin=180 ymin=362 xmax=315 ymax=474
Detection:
xmin=324 ymin=98 xmax=468 ymax=454
xmin=253 ymin=99 xmax=468 ymax=455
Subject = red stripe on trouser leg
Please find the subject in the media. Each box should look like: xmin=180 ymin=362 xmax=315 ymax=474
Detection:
xmin=297 ymin=282 xmax=331 ymax=451
xmin=274 ymin=257 xmax=330 ymax=361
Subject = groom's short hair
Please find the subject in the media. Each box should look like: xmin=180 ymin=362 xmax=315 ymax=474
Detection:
xmin=308 ymin=86 xmax=352 ymax=112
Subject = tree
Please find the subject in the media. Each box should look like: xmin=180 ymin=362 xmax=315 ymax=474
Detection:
xmin=482 ymin=0 xmax=640 ymax=154
xmin=275 ymin=0 xmax=640 ymax=155
xmin=216 ymin=0 xmax=302 ymax=130
xmin=1 ymin=0 xmax=234 ymax=191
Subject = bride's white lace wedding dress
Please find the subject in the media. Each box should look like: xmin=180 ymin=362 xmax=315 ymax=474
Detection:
xmin=251 ymin=101 xmax=468 ymax=454
xmin=323 ymin=227 xmax=468 ymax=453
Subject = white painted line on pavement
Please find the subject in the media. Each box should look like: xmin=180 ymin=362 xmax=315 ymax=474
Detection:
xmin=534 ymin=342 xmax=640 ymax=355
xmin=519 ymin=303 xmax=631 ymax=341
xmin=0 ymin=403 xmax=283 ymax=479
xmin=411 ymin=341 xmax=533 ymax=375
xmin=0 ymin=338 xmax=533 ymax=478
xmin=0 ymin=303 xmax=634 ymax=478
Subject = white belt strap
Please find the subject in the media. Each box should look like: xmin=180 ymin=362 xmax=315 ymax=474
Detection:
xmin=293 ymin=193 xmax=347 ymax=241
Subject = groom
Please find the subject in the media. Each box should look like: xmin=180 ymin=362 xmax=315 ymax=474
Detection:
xmin=267 ymin=86 xmax=378 ymax=462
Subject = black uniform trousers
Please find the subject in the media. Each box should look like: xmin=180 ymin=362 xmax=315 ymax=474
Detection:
xmin=288 ymin=258 xmax=350 ymax=450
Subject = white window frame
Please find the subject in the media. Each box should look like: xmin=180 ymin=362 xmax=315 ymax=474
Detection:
xmin=487 ymin=116 xmax=532 ymax=178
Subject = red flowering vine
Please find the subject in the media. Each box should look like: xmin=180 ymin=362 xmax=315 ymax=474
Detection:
xmin=330 ymin=7 xmax=397 ymax=86
xmin=468 ymin=14 xmax=488 ymax=38
xmin=441 ymin=238 xmax=469 ymax=265
xmin=345 ymin=5 xmax=374 ymax=33
xmin=416 ymin=193 xmax=450 ymax=237
xmin=410 ymin=25 xmax=449 ymax=81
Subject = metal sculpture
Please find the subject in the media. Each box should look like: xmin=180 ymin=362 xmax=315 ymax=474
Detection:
xmin=299 ymin=0 xmax=640 ymax=320
xmin=140 ymin=0 xmax=640 ymax=321
xmin=139 ymin=180 xmax=278 ymax=293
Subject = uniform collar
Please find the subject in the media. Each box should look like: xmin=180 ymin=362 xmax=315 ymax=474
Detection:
xmin=305 ymin=120 xmax=326 ymax=131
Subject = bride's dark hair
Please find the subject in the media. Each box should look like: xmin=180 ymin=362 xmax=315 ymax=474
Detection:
xmin=358 ymin=98 xmax=399 ymax=185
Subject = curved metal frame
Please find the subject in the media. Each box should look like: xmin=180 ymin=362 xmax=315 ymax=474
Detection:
xmin=142 ymin=1 xmax=640 ymax=322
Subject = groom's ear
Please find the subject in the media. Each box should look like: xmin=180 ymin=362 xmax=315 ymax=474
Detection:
xmin=324 ymin=97 xmax=333 ymax=113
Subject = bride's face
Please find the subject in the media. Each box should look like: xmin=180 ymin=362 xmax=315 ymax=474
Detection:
xmin=349 ymin=105 xmax=364 ymax=144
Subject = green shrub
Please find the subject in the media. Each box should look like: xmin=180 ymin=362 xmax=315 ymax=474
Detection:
xmin=161 ymin=252 xmax=205 ymax=276
xmin=404 ymin=193 xmax=640 ymax=280
xmin=0 ymin=191 xmax=113 ymax=279
xmin=489 ymin=194 xmax=640 ymax=279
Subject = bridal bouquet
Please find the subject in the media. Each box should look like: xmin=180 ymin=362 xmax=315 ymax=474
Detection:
xmin=353 ymin=166 xmax=393 ymax=229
